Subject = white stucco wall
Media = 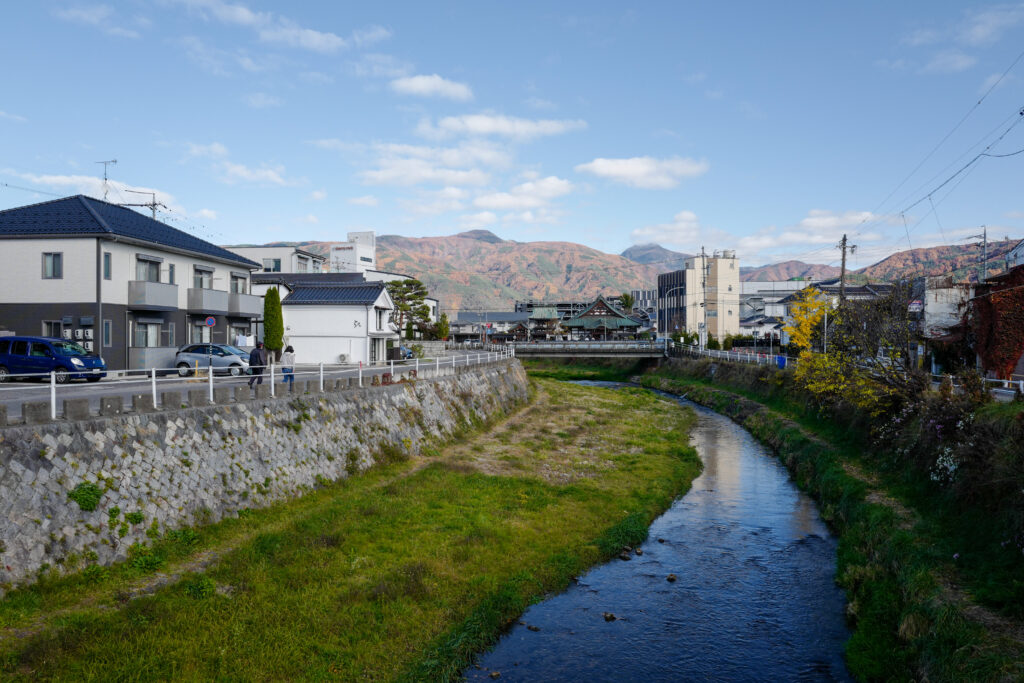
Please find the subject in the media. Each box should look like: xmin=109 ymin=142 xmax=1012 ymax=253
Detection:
xmin=0 ymin=238 xmax=98 ymax=304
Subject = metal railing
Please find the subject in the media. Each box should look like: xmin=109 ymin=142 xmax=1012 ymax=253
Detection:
xmin=0 ymin=347 xmax=517 ymax=422
xmin=510 ymin=340 xmax=667 ymax=353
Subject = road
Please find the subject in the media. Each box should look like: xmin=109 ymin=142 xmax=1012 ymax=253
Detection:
xmin=0 ymin=352 xmax=507 ymax=421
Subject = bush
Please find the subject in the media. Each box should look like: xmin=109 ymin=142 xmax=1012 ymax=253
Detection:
xmin=67 ymin=482 xmax=103 ymax=512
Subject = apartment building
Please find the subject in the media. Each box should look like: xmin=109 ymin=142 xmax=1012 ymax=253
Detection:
xmin=657 ymin=250 xmax=740 ymax=340
xmin=0 ymin=195 xmax=261 ymax=371
xmin=226 ymin=245 xmax=325 ymax=274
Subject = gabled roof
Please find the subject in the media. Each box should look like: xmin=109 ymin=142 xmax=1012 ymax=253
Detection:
xmin=280 ymin=281 xmax=389 ymax=305
xmin=567 ymin=296 xmax=635 ymax=322
xmin=253 ymin=272 xmax=365 ymax=288
xmin=0 ymin=195 xmax=259 ymax=268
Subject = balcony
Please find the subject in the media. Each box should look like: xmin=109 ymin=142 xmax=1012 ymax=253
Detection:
xmin=127 ymin=281 xmax=178 ymax=310
xmin=187 ymin=288 xmax=230 ymax=315
xmin=229 ymin=292 xmax=263 ymax=318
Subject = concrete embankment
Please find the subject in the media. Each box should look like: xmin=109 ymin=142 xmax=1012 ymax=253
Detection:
xmin=0 ymin=360 xmax=528 ymax=591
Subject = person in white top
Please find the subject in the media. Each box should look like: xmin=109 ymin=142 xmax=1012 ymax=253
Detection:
xmin=281 ymin=345 xmax=296 ymax=389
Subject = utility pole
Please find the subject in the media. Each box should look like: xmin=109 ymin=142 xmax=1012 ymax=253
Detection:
xmin=121 ymin=189 xmax=165 ymax=219
xmin=700 ymin=246 xmax=708 ymax=350
xmin=965 ymin=226 xmax=988 ymax=283
xmin=838 ymin=234 xmax=856 ymax=303
xmin=95 ymin=159 xmax=117 ymax=200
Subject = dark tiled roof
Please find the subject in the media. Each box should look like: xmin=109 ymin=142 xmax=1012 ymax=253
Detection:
xmin=281 ymin=282 xmax=387 ymax=305
xmin=253 ymin=272 xmax=366 ymax=287
xmin=0 ymin=195 xmax=259 ymax=268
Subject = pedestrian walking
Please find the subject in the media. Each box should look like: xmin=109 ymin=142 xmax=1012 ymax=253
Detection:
xmin=248 ymin=341 xmax=268 ymax=387
xmin=281 ymin=345 xmax=295 ymax=390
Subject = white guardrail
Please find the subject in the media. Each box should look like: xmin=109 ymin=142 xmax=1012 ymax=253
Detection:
xmin=0 ymin=347 xmax=517 ymax=421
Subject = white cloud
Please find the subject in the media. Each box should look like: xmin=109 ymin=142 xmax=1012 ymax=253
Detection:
xmin=630 ymin=210 xmax=702 ymax=248
xmin=978 ymin=71 xmax=1014 ymax=94
xmin=575 ymin=156 xmax=708 ymax=189
xmin=958 ymin=6 xmax=1024 ymax=46
xmin=400 ymin=187 xmax=470 ymax=215
xmin=525 ymin=96 xmax=556 ymax=110
xmin=922 ymin=50 xmax=977 ymax=74
xmin=196 ymin=208 xmax=218 ymax=220
xmin=501 ymin=208 xmax=560 ymax=225
xmin=361 ymin=159 xmax=489 ymax=186
xmin=5 ymin=170 xmax=182 ymax=212
xmin=186 ymin=141 xmax=229 ymax=158
xmin=474 ymin=176 xmax=572 ymax=210
xmin=373 ymin=141 xmax=510 ymax=168
xmin=0 ymin=110 xmax=27 ymax=123
xmin=349 ymin=195 xmax=379 ymax=206
xmin=299 ymin=214 xmax=319 ymax=224
xmin=901 ymin=28 xmax=941 ymax=47
xmin=299 ymin=71 xmax=334 ymax=85
xmin=220 ymin=161 xmax=294 ymax=186
xmin=174 ymin=0 xmax=389 ymax=53
xmin=53 ymin=5 xmax=140 ymax=38
xmin=390 ymin=74 xmax=473 ymax=101
xmin=309 ymin=189 xmax=327 ymax=200
xmin=418 ymin=114 xmax=587 ymax=140
xmin=348 ymin=53 xmax=412 ymax=79
xmin=460 ymin=211 xmax=497 ymax=229
xmin=245 ymin=92 xmax=282 ymax=108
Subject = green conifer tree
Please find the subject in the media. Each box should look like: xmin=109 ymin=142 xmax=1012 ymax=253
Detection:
xmin=263 ymin=286 xmax=284 ymax=358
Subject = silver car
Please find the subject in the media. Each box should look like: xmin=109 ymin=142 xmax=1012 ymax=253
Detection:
xmin=175 ymin=344 xmax=250 ymax=377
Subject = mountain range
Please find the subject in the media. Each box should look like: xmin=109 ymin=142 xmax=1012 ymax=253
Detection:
xmin=248 ymin=233 xmax=1020 ymax=312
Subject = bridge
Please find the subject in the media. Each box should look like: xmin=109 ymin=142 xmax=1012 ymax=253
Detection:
xmin=509 ymin=341 xmax=667 ymax=358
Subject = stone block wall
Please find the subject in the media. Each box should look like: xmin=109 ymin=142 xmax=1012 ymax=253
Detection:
xmin=0 ymin=360 xmax=528 ymax=592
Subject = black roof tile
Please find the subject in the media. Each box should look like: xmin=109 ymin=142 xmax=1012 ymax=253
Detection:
xmin=281 ymin=282 xmax=388 ymax=305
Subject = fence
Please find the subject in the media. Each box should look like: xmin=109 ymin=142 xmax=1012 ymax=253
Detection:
xmin=0 ymin=347 xmax=517 ymax=424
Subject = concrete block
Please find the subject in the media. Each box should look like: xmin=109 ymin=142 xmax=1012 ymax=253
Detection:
xmin=23 ymin=401 xmax=52 ymax=425
xmin=63 ymin=398 xmax=91 ymax=421
xmin=160 ymin=391 xmax=182 ymax=410
xmin=213 ymin=387 xmax=232 ymax=404
xmin=291 ymin=380 xmax=307 ymax=394
xmin=234 ymin=386 xmax=251 ymax=402
xmin=100 ymin=396 xmax=123 ymax=417
xmin=0 ymin=404 xmax=7 ymax=426
xmin=132 ymin=394 xmax=155 ymax=413
xmin=188 ymin=389 xmax=210 ymax=407
xmin=255 ymin=384 xmax=272 ymax=400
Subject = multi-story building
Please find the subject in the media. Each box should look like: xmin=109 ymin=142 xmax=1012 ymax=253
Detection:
xmin=657 ymin=250 xmax=740 ymax=340
xmin=225 ymin=245 xmax=325 ymax=274
xmin=330 ymin=231 xmax=377 ymax=273
xmin=0 ymin=195 xmax=261 ymax=371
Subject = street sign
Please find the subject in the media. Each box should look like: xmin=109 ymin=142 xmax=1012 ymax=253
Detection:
xmin=204 ymin=316 xmax=216 ymax=327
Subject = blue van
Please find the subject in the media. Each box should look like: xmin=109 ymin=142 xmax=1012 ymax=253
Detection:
xmin=0 ymin=336 xmax=107 ymax=383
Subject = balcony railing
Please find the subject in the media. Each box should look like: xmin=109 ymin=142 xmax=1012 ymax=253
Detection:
xmin=187 ymin=288 xmax=230 ymax=314
xmin=127 ymin=281 xmax=178 ymax=310
xmin=229 ymin=292 xmax=263 ymax=317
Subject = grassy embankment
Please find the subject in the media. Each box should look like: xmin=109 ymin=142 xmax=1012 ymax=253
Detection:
xmin=629 ymin=358 xmax=1024 ymax=682
xmin=0 ymin=378 xmax=699 ymax=681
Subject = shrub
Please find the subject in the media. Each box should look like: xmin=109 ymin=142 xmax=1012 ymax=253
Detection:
xmin=68 ymin=482 xmax=103 ymax=512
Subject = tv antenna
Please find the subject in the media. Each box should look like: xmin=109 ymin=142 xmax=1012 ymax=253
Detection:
xmin=121 ymin=189 xmax=166 ymax=219
xmin=95 ymin=159 xmax=117 ymax=200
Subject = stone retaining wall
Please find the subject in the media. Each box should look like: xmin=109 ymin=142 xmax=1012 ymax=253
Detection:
xmin=0 ymin=360 xmax=528 ymax=592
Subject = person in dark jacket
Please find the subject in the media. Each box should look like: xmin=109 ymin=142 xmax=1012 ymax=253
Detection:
xmin=248 ymin=341 xmax=268 ymax=387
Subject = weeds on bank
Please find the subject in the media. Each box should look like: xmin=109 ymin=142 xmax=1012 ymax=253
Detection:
xmin=0 ymin=379 xmax=700 ymax=682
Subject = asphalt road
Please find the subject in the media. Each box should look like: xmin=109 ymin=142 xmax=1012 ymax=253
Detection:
xmin=0 ymin=352 xmax=505 ymax=421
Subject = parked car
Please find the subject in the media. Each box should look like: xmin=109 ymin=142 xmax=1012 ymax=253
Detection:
xmin=0 ymin=336 xmax=107 ymax=383
xmin=174 ymin=344 xmax=250 ymax=377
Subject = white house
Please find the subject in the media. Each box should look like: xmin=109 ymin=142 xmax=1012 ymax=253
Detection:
xmin=330 ymin=231 xmax=377 ymax=273
xmin=0 ymin=195 xmax=261 ymax=371
xmin=225 ymin=245 xmax=325 ymax=274
xmin=280 ymin=282 xmax=396 ymax=365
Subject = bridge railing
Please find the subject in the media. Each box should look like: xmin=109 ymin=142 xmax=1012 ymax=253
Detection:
xmin=666 ymin=342 xmax=801 ymax=368
xmin=510 ymin=341 xmax=666 ymax=353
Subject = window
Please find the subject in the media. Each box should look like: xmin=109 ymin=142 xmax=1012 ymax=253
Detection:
xmin=136 ymin=258 xmax=160 ymax=283
xmin=134 ymin=322 xmax=161 ymax=348
xmin=168 ymin=264 xmax=175 ymax=285
xmin=42 ymin=253 xmax=63 ymax=279
xmin=193 ymin=267 xmax=213 ymax=289
xmin=167 ymin=322 xmax=175 ymax=347
xmin=230 ymin=275 xmax=247 ymax=293
xmin=42 ymin=321 xmax=62 ymax=338
xmin=11 ymin=341 xmax=28 ymax=356
xmin=102 ymin=319 xmax=112 ymax=348
xmin=360 ymin=256 xmax=373 ymax=263
xmin=376 ymin=308 xmax=385 ymax=330
xmin=0 ymin=339 xmax=8 ymax=354
xmin=296 ymin=257 xmax=308 ymax=273
xmin=103 ymin=252 xmax=112 ymax=280
xmin=263 ymin=258 xmax=281 ymax=272
xmin=191 ymin=322 xmax=211 ymax=343
xmin=29 ymin=343 xmax=50 ymax=357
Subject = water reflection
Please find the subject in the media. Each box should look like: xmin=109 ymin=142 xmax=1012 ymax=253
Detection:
xmin=464 ymin=389 xmax=850 ymax=682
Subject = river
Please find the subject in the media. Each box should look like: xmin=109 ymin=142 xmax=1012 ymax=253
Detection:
xmin=464 ymin=386 xmax=851 ymax=681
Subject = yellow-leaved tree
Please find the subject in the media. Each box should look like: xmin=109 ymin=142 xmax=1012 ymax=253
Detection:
xmin=783 ymin=287 xmax=827 ymax=352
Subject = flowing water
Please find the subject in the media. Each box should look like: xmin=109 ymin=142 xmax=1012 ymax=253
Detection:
xmin=464 ymin=385 xmax=851 ymax=681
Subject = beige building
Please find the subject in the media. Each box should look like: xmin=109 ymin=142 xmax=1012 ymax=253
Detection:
xmin=657 ymin=249 xmax=740 ymax=342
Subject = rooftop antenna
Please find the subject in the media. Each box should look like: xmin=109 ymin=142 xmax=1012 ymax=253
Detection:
xmin=121 ymin=189 xmax=166 ymax=219
xmin=95 ymin=159 xmax=117 ymax=200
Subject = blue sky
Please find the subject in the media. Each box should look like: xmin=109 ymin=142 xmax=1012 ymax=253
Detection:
xmin=1 ymin=1 xmax=1023 ymax=268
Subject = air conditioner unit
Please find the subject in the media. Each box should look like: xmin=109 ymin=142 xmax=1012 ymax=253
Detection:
xmin=73 ymin=329 xmax=83 ymax=340
xmin=62 ymin=329 xmax=72 ymax=340
xmin=338 ymin=353 xmax=348 ymax=363
xmin=83 ymin=341 xmax=94 ymax=352
xmin=83 ymin=329 xmax=93 ymax=340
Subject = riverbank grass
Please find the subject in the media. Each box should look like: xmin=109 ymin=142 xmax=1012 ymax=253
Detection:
xmin=0 ymin=378 xmax=699 ymax=681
